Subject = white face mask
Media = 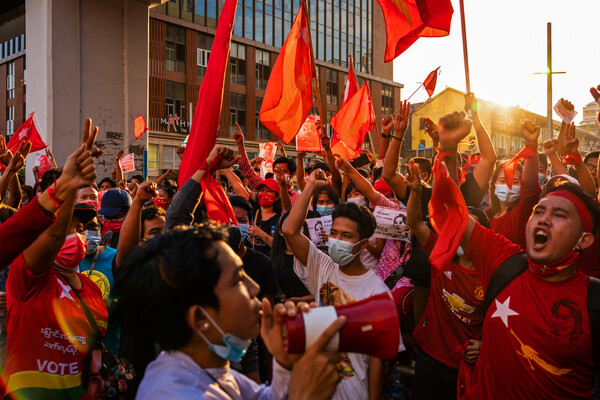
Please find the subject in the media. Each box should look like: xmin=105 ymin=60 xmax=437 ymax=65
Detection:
xmin=495 ymin=184 xmax=520 ymax=203
xmin=347 ymin=196 xmax=367 ymax=207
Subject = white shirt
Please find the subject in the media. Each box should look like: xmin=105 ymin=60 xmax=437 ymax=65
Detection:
xmin=136 ymin=351 xmax=291 ymax=400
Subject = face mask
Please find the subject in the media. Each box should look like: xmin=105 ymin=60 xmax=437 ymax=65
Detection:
xmin=102 ymin=217 xmax=125 ymax=234
xmin=84 ymin=230 xmax=101 ymax=255
xmin=347 ymin=196 xmax=367 ymax=207
xmin=81 ymin=199 xmax=99 ymax=211
xmin=456 ymin=246 xmax=465 ymax=258
xmin=327 ymin=237 xmax=362 ymax=266
xmin=54 ymin=233 xmax=87 ymax=270
xmin=538 ymin=173 xmax=546 ymax=186
xmin=494 ymin=184 xmax=520 ymax=203
xmin=238 ymin=224 xmax=249 ymax=242
xmin=197 ymin=307 xmax=251 ymax=363
xmin=316 ymin=204 xmax=335 ymax=216
xmin=258 ymin=192 xmax=277 ymax=207
xmin=528 ymin=234 xmax=584 ymax=277
xmin=154 ymin=197 xmax=169 ymax=209
xmin=284 ymin=174 xmax=291 ymax=185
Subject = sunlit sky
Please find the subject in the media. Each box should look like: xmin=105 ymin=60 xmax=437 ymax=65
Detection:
xmin=392 ymin=0 xmax=600 ymax=124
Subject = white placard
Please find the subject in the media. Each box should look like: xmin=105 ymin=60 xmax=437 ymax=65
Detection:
xmin=373 ymin=206 xmax=411 ymax=241
xmin=306 ymin=215 xmax=333 ymax=246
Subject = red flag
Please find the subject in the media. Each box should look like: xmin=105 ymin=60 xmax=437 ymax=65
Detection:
xmin=376 ymin=0 xmax=453 ymax=62
xmin=6 ymin=113 xmax=47 ymax=153
xmin=428 ymin=151 xmax=469 ymax=270
xmin=134 ymin=115 xmax=148 ymax=139
xmin=331 ymin=139 xmax=362 ymax=160
xmin=177 ymin=0 xmax=237 ymax=225
xmin=342 ymin=56 xmax=359 ymax=106
xmin=330 ymin=83 xmax=376 ymax=155
xmin=502 ymin=146 xmax=536 ymax=189
xmin=259 ymin=1 xmax=315 ymax=144
xmin=423 ymin=67 xmax=440 ymax=98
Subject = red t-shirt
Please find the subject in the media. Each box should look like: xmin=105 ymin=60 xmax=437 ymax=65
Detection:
xmin=577 ymin=231 xmax=600 ymax=278
xmin=461 ymin=224 xmax=594 ymax=400
xmin=488 ymin=178 xmax=540 ymax=249
xmin=4 ymin=254 xmax=108 ymax=399
xmin=413 ymin=232 xmax=485 ymax=370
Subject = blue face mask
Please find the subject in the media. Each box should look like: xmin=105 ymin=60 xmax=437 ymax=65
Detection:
xmin=238 ymin=224 xmax=249 ymax=243
xmin=316 ymin=204 xmax=335 ymax=216
xmin=197 ymin=307 xmax=251 ymax=363
xmin=494 ymin=184 xmax=520 ymax=203
xmin=327 ymin=237 xmax=362 ymax=266
xmin=84 ymin=230 xmax=101 ymax=255
xmin=538 ymin=173 xmax=546 ymax=186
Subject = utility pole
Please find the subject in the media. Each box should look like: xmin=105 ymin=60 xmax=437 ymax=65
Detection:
xmin=534 ymin=23 xmax=565 ymax=141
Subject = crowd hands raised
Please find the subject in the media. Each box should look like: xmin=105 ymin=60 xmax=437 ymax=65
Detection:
xmin=0 ymin=84 xmax=599 ymax=400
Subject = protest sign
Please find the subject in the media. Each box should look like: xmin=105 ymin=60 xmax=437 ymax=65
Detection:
xmin=259 ymin=142 xmax=277 ymax=161
xmin=296 ymin=115 xmax=322 ymax=152
xmin=373 ymin=206 xmax=411 ymax=242
xmin=306 ymin=215 xmax=332 ymax=246
xmin=553 ymin=99 xmax=578 ymax=124
xmin=260 ymin=160 xmax=273 ymax=179
xmin=120 ymin=153 xmax=135 ymax=173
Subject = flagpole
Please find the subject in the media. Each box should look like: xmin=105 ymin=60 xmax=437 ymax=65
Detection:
xmin=405 ymin=84 xmax=424 ymax=102
xmin=459 ymin=0 xmax=471 ymax=93
xmin=302 ymin=0 xmax=326 ymax=137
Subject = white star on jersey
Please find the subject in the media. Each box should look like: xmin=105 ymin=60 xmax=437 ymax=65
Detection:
xmin=56 ymin=277 xmax=74 ymax=301
xmin=491 ymin=296 xmax=519 ymax=328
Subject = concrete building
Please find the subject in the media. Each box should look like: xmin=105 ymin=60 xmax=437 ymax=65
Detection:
xmin=146 ymin=0 xmax=403 ymax=177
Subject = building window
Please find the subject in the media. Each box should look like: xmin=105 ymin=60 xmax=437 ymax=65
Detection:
xmin=255 ymin=97 xmax=270 ymax=140
xmin=255 ymin=49 xmax=270 ymax=90
xmin=382 ymin=84 xmax=394 ymax=116
xmin=165 ymin=80 xmax=186 ymax=124
xmin=148 ymin=144 xmax=159 ymax=169
xmin=166 ymin=24 xmax=186 ymax=73
xmin=230 ymin=43 xmax=246 ymax=86
xmin=6 ymin=62 xmax=14 ymax=100
xmin=163 ymin=145 xmax=181 ymax=170
xmin=6 ymin=105 xmax=14 ymax=136
xmin=230 ymin=92 xmax=246 ymax=135
xmin=326 ymin=69 xmax=338 ymax=105
xmin=197 ymin=33 xmax=213 ymax=77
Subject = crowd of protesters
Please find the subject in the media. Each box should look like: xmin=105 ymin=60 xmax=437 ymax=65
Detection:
xmin=0 ymin=86 xmax=598 ymax=400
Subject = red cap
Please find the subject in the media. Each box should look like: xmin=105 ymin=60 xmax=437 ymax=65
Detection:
xmin=257 ymin=178 xmax=281 ymax=194
xmin=373 ymin=179 xmax=391 ymax=196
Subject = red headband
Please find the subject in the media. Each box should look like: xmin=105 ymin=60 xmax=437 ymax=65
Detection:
xmin=544 ymin=190 xmax=593 ymax=233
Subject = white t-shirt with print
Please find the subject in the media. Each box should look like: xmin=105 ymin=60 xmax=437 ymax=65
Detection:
xmin=294 ymin=240 xmax=402 ymax=400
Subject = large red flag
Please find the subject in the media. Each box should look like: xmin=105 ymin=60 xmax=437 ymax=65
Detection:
xmin=342 ymin=57 xmax=359 ymax=106
xmin=177 ymin=0 xmax=237 ymax=225
xmin=423 ymin=67 xmax=440 ymax=98
xmin=428 ymin=151 xmax=469 ymax=269
xmin=259 ymin=1 xmax=315 ymax=144
xmin=376 ymin=0 xmax=453 ymax=62
xmin=6 ymin=112 xmax=47 ymax=153
xmin=330 ymin=83 xmax=376 ymax=156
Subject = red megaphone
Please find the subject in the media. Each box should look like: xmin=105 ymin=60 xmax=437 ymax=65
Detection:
xmin=283 ymin=292 xmax=400 ymax=360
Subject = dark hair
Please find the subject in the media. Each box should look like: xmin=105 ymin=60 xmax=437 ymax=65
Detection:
xmin=141 ymin=206 xmax=166 ymax=236
xmin=313 ymin=161 xmax=330 ymax=172
xmin=411 ymin=157 xmax=432 ymax=177
xmin=487 ymin=162 xmax=523 ymax=218
xmin=265 ymin=172 xmax=274 ymax=180
xmin=158 ymin=185 xmax=176 ymax=199
xmin=541 ymin=181 xmax=600 ymax=234
xmin=117 ymin=224 xmax=228 ymax=350
xmin=271 ymin=212 xmax=309 ymax=269
xmin=344 ymin=181 xmax=364 ymax=200
xmin=81 ymin=339 xmax=104 ymax=391
xmin=273 ymin=156 xmax=296 ymax=174
xmin=331 ymin=202 xmax=376 ymax=240
xmin=230 ymin=195 xmax=253 ymax=220
xmin=312 ymin=186 xmax=340 ymax=210
xmin=467 ymin=206 xmax=490 ymax=229
xmin=40 ymin=168 xmax=62 ymax=192
xmin=538 ymin=152 xmax=548 ymax=168
xmin=99 ymin=177 xmax=117 ymax=189
xmin=233 ymin=169 xmax=245 ymax=181
xmin=131 ymin=174 xmax=145 ymax=184
xmin=373 ymin=167 xmax=383 ymax=182
xmin=584 ymin=151 xmax=599 ymax=164
xmin=21 ymin=185 xmax=34 ymax=200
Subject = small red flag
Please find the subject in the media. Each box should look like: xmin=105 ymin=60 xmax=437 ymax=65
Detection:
xmin=259 ymin=1 xmax=315 ymax=144
xmin=376 ymin=0 xmax=453 ymax=62
xmin=428 ymin=151 xmax=469 ymax=269
xmin=423 ymin=67 xmax=440 ymax=98
xmin=6 ymin=113 xmax=47 ymax=153
xmin=331 ymin=139 xmax=362 ymax=160
xmin=177 ymin=0 xmax=238 ymax=225
xmin=330 ymin=83 xmax=376 ymax=155
xmin=134 ymin=115 xmax=148 ymax=139
xmin=342 ymin=56 xmax=359 ymax=106
xmin=502 ymin=146 xmax=536 ymax=189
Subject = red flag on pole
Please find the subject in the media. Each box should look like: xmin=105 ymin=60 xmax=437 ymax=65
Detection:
xmin=259 ymin=1 xmax=315 ymax=144
xmin=6 ymin=112 xmax=47 ymax=153
xmin=134 ymin=115 xmax=148 ymax=139
xmin=376 ymin=0 xmax=453 ymax=62
xmin=330 ymin=83 xmax=376 ymax=156
xmin=342 ymin=56 xmax=359 ymax=106
xmin=177 ymin=0 xmax=237 ymax=225
xmin=423 ymin=67 xmax=440 ymax=98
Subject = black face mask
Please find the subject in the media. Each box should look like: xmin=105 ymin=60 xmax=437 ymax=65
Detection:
xmin=227 ymin=226 xmax=242 ymax=250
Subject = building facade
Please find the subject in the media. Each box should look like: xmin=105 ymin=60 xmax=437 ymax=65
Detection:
xmin=146 ymin=0 xmax=403 ymax=178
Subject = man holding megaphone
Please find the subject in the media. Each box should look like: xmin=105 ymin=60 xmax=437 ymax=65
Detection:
xmin=283 ymin=169 xmax=403 ymax=400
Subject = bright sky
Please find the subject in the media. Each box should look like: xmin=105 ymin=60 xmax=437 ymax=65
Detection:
xmin=392 ymin=0 xmax=600 ymax=124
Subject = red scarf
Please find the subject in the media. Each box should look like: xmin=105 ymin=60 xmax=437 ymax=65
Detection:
xmin=502 ymin=146 xmax=536 ymax=189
